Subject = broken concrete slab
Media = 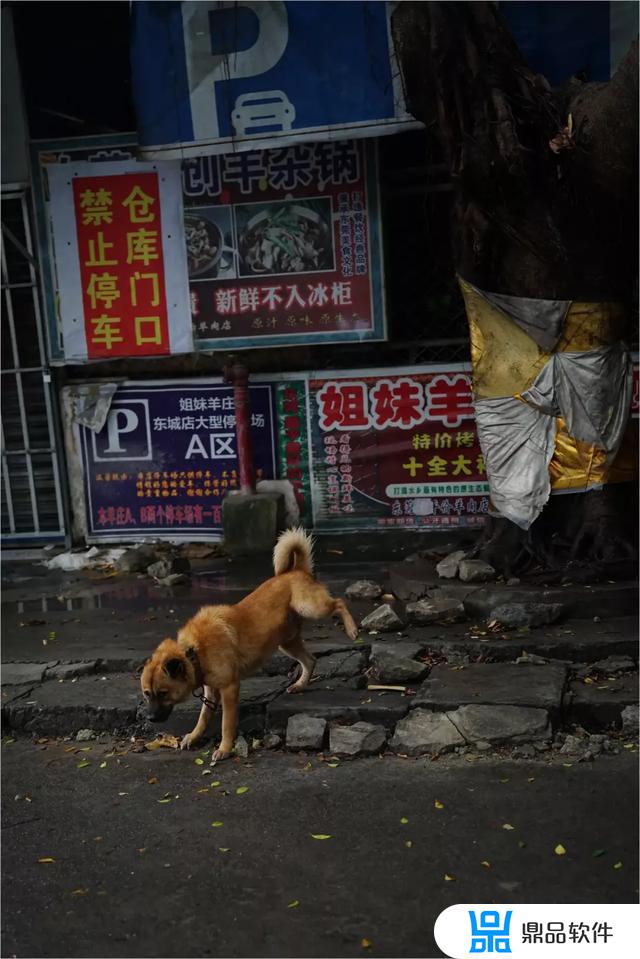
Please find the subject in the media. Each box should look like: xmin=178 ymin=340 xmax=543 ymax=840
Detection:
xmin=45 ymin=661 xmax=97 ymax=681
xmin=458 ymin=559 xmax=496 ymax=583
xmin=590 ymin=656 xmax=637 ymax=674
xmin=388 ymin=567 xmax=431 ymax=602
xmin=405 ymin=598 xmax=465 ymax=625
xmin=390 ymin=710 xmax=464 ymax=756
xmin=461 ymin=582 xmax=638 ymax=621
xmin=452 ymin=704 xmax=550 ymax=744
xmin=2 ymin=674 xmax=140 ymax=735
xmin=621 ymin=705 xmax=638 ymax=737
xmin=566 ymin=674 xmax=638 ymax=727
xmin=329 ymin=722 xmax=387 ymax=758
xmin=267 ymin=688 xmax=409 ymax=735
xmin=436 ymin=550 xmax=466 ymax=579
xmin=1 ymin=662 xmax=58 ymax=686
xmin=370 ymin=650 xmax=428 ymax=685
xmin=489 ymin=603 xmax=564 ymax=628
xmin=345 ymin=581 xmax=383 ymax=600
xmin=370 ymin=641 xmax=424 ymax=660
xmin=286 ymin=714 xmax=327 ymax=750
xmin=360 ymin=605 xmax=404 ymax=633
xmin=239 ymin=675 xmax=290 ymax=706
xmin=312 ymin=650 xmax=367 ymax=683
xmin=412 ymin=663 xmax=567 ymax=714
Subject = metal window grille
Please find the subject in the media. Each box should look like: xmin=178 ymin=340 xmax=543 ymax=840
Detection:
xmin=1 ymin=190 xmax=66 ymax=542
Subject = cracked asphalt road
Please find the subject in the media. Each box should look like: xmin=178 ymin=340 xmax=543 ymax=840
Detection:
xmin=1 ymin=739 xmax=637 ymax=959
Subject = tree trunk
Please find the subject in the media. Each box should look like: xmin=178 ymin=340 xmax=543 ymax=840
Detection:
xmin=392 ymin=1 xmax=638 ymax=577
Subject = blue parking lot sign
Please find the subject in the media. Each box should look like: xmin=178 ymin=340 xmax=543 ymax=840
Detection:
xmin=131 ymin=1 xmax=417 ymax=158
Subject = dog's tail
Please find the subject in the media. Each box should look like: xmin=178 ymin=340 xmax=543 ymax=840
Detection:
xmin=273 ymin=527 xmax=314 ymax=577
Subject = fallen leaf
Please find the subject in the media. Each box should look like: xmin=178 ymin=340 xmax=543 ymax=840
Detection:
xmin=157 ymin=798 xmax=171 ymax=804
xmin=144 ymin=734 xmax=179 ymax=751
xmin=443 ymin=874 xmax=456 ymax=881
xmin=400 ymin=817 xmax=409 ymax=824
xmin=99 ymin=762 xmax=107 ymax=769
xmin=94 ymin=837 xmax=103 ymax=842
xmin=502 ymin=823 xmax=515 ymax=831
xmin=194 ymin=758 xmax=204 ymax=766
xmin=287 ymin=900 xmax=300 ymax=909
xmin=405 ymin=840 xmax=412 ymax=848
xmin=434 ymin=800 xmax=444 ymax=809
xmin=236 ymin=786 xmax=249 ymax=795
xmin=592 ymin=849 xmax=606 ymax=858
xmin=70 ymin=888 xmax=88 ymax=896
xmin=138 ymin=848 xmax=146 ymax=854
xmin=118 ymin=791 xmax=128 ymax=797
xmin=197 ymin=788 xmax=209 ymax=794
xmin=211 ymin=821 xmax=224 ymax=827
xmin=326 ymin=548 xmax=343 ymax=555
xmin=147 ymin=776 xmax=158 ymax=784
xmin=554 ymin=844 xmax=566 ymax=856
xmin=38 ymin=857 xmax=55 ymax=863
xmin=77 ymin=760 xmax=90 ymax=769
xmin=76 ymin=747 xmax=91 ymax=752
xmin=527 ymin=777 xmax=535 ymax=783
xmin=310 ymin=834 xmax=331 ymax=840
xmin=562 ymin=763 xmax=573 ymax=768
xmin=302 ymin=762 xmax=312 ymax=771
xmin=327 ymin=762 xmax=339 ymax=768
xmin=481 ymin=860 xmax=491 ymax=868
xmin=211 ymin=780 xmax=221 ymax=787
xmin=613 ymin=861 xmax=623 ymax=870
xmin=218 ymin=847 xmax=230 ymax=852
xmin=518 ymin=841 xmax=527 ymax=848
xmin=360 ymin=939 xmax=371 ymax=949
xmin=498 ymin=778 xmax=509 ymax=784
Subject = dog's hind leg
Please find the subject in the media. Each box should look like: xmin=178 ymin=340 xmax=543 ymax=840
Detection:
xmin=279 ymin=633 xmax=316 ymax=694
xmin=180 ymin=685 xmax=218 ymax=751
xmin=291 ymin=581 xmax=359 ymax=642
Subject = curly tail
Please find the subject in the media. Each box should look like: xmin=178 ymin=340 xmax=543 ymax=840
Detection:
xmin=273 ymin=527 xmax=315 ymax=576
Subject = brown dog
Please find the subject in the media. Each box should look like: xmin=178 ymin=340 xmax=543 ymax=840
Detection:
xmin=140 ymin=528 xmax=358 ymax=762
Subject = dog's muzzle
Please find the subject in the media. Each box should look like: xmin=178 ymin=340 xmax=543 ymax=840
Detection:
xmin=147 ymin=704 xmax=174 ymax=723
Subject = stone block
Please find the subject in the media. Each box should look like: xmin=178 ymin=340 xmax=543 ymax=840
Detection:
xmin=267 ymin=688 xmax=409 ymax=735
xmin=1 ymin=663 xmax=57 ymax=686
xmin=370 ymin=651 xmax=428 ymax=684
xmin=222 ymin=492 xmax=285 ymax=556
xmin=329 ymin=722 xmax=387 ymax=757
xmin=390 ymin=710 xmax=464 ymax=756
xmin=452 ymin=704 xmax=550 ymax=744
xmin=412 ymin=663 xmax=567 ymax=714
xmin=489 ymin=603 xmax=564 ymax=628
xmin=345 ymin=581 xmax=383 ymax=600
xmin=458 ymin=559 xmax=496 ymax=583
xmin=286 ymin=714 xmax=327 ymax=750
xmin=360 ymin=604 xmax=404 ymax=633
xmin=436 ymin=550 xmax=466 ymax=579
xmin=566 ymin=674 xmax=638 ymax=727
xmin=406 ymin=598 xmax=466 ymax=625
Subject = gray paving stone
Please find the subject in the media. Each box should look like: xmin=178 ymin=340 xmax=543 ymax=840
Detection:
xmin=370 ymin=651 xmax=428 ymax=684
xmin=286 ymin=714 xmax=327 ymax=750
xmin=436 ymin=550 xmax=466 ymax=579
xmin=360 ymin=605 xmax=404 ymax=633
xmin=566 ymin=674 xmax=638 ymax=727
xmin=406 ymin=598 xmax=465 ymax=625
xmin=370 ymin=641 xmax=424 ymax=660
xmin=312 ymin=650 xmax=367 ymax=682
xmin=1 ymin=663 xmax=58 ymax=686
xmin=390 ymin=710 xmax=464 ymax=756
xmin=45 ymin=661 xmax=97 ymax=681
xmin=329 ymin=722 xmax=387 ymax=757
xmin=267 ymin=688 xmax=409 ymax=735
xmin=451 ymin=704 xmax=550 ymax=744
xmin=458 ymin=559 xmax=496 ymax=583
xmin=412 ymin=663 xmax=567 ymax=714
xmin=489 ymin=603 xmax=564 ymax=628
xmin=345 ymin=581 xmax=383 ymax=600
xmin=621 ymin=705 xmax=638 ymax=737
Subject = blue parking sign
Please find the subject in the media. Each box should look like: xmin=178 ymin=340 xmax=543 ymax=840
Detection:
xmin=131 ymin=1 xmax=418 ymax=158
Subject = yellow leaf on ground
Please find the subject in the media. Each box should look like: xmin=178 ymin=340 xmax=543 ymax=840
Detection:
xmin=361 ymin=939 xmax=372 ymax=949
xmin=613 ymin=861 xmax=623 ymax=869
xmin=434 ymin=800 xmax=444 ymax=809
xmin=99 ymin=762 xmax=107 ymax=769
xmin=327 ymin=762 xmax=339 ymax=768
xmin=481 ymin=861 xmax=491 ymax=868
xmin=144 ymin=734 xmax=179 ymax=751
xmin=236 ymin=786 xmax=249 ymax=795
xmin=38 ymin=857 xmax=55 ymax=863
xmin=77 ymin=760 xmax=90 ymax=769
xmin=211 ymin=781 xmax=221 ymax=787
xmin=502 ymin=823 xmax=515 ymax=830
xmin=194 ymin=758 xmax=204 ymax=766
xmin=287 ymin=900 xmax=300 ymax=908
xmin=405 ymin=840 xmax=413 ymax=848
xmin=444 ymin=874 xmax=456 ymax=881
xmin=400 ymin=817 xmax=409 ymax=824
xmin=310 ymin=834 xmax=331 ymax=840
xmin=218 ymin=847 xmax=230 ymax=852
xmin=211 ymin=821 xmax=224 ymax=827
xmin=555 ymin=844 xmax=566 ymax=855
xmin=147 ymin=777 xmax=158 ymax=785
xmin=70 ymin=888 xmax=88 ymax=896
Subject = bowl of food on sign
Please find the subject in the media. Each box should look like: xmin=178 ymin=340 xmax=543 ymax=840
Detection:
xmin=238 ymin=202 xmax=332 ymax=276
xmin=184 ymin=214 xmax=236 ymax=278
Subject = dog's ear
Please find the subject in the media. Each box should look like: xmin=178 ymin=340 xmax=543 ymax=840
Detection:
xmin=164 ymin=657 xmax=185 ymax=679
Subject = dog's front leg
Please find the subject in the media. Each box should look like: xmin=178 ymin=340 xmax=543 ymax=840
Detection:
xmin=211 ymin=682 xmax=240 ymax=763
xmin=180 ymin=685 xmax=217 ymax=750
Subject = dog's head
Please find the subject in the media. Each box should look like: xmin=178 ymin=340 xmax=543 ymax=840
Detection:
xmin=140 ymin=639 xmax=194 ymax=722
